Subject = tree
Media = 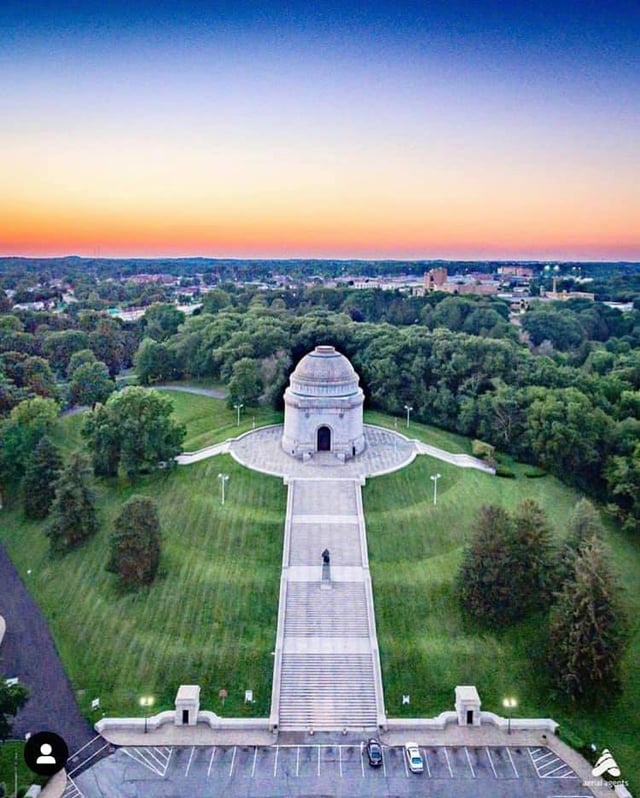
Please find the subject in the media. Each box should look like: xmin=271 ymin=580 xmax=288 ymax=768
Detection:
xmin=457 ymin=501 xmax=556 ymax=626
xmin=548 ymin=537 xmax=628 ymax=703
xmin=82 ymin=387 xmax=186 ymax=479
xmin=0 ymin=678 xmax=29 ymax=740
xmin=134 ymin=338 xmax=178 ymax=385
xmin=42 ymin=329 xmax=89 ymax=374
xmin=66 ymin=348 xmax=99 ymax=378
xmin=606 ymin=442 xmax=640 ymax=533
xmin=566 ymin=498 xmax=604 ymax=553
xmin=201 ymin=288 xmax=231 ymax=314
xmin=525 ymin=388 xmax=612 ymax=487
xmin=21 ymin=356 xmax=59 ymax=399
xmin=80 ymin=403 xmax=121 ymax=477
xmin=457 ymin=505 xmax=516 ymax=627
xmin=510 ymin=499 xmax=557 ymax=615
xmin=142 ymin=303 xmax=185 ymax=341
xmin=47 ymin=451 xmax=99 ymax=553
xmin=87 ymin=317 xmax=125 ymax=376
xmin=0 ymin=397 xmax=60 ymax=483
xmin=227 ymin=357 xmax=263 ymax=407
xmin=107 ymin=496 xmax=162 ymax=588
xmin=22 ymin=435 xmax=62 ymax=519
xmin=68 ymin=359 xmax=115 ymax=407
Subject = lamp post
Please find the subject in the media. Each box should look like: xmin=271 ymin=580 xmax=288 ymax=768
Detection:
xmin=234 ymin=402 xmax=244 ymax=426
xmin=502 ymin=697 xmax=517 ymax=735
xmin=218 ymin=473 xmax=229 ymax=505
xmin=139 ymin=695 xmax=155 ymax=734
xmin=430 ymin=473 xmax=441 ymax=505
xmin=404 ymin=404 xmax=413 ymax=428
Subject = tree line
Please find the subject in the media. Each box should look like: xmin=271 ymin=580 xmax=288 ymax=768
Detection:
xmin=132 ymin=296 xmax=640 ymax=532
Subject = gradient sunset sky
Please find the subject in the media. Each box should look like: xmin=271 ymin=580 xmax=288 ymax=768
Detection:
xmin=2 ymin=0 xmax=639 ymax=260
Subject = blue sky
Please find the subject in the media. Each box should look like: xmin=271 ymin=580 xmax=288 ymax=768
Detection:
xmin=2 ymin=0 xmax=638 ymax=258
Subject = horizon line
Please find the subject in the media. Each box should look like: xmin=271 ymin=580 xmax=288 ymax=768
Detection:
xmin=1 ymin=254 xmax=639 ymax=265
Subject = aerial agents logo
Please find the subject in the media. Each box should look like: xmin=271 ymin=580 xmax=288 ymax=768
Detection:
xmin=592 ymin=749 xmax=621 ymax=778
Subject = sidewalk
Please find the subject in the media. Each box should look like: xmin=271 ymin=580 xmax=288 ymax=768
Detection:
xmin=98 ymin=722 xmax=275 ymax=747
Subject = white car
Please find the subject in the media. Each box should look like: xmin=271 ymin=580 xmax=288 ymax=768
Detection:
xmin=404 ymin=741 xmax=424 ymax=773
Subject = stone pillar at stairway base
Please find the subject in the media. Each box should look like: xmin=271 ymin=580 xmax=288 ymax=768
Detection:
xmin=455 ymin=685 xmax=481 ymax=726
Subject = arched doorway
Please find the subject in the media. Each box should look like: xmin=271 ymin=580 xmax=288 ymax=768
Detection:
xmin=317 ymin=426 xmax=331 ymax=451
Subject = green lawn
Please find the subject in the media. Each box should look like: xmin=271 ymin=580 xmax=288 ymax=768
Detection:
xmin=2 ymin=392 xmax=287 ymax=720
xmin=363 ymin=450 xmax=640 ymax=793
xmin=167 ymin=391 xmax=282 ymax=451
xmin=2 ymin=391 xmax=638 ymax=792
xmin=0 ymin=740 xmax=46 ymax=797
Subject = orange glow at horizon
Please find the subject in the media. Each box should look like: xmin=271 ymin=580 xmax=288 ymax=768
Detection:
xmin=3 ymin=190 xmax=639 ymax=260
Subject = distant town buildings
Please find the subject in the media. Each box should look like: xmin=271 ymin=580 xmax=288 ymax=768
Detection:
xmin=423 ymin=267 xmax=500 ymax=296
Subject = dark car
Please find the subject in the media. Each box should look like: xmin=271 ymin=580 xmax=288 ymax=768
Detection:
xmin=365 ymin=738 xmax=383 ymax=768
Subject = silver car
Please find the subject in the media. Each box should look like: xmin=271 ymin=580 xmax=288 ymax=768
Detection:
xmin=404 ymin=741 xmax=424 ymax=773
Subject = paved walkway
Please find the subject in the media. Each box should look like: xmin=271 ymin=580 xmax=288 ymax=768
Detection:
xmin=176 ymin=424 xmax=493 ymax=477
xmin=229 ymin=425 xmax=416 ymax=479
xmin=0 ymin=543 xmax=93 ymax=753
xmin=155 ymin=383 xmax=228 ymax=399
xmin=271 ymin=479 xmax=384 ymax=731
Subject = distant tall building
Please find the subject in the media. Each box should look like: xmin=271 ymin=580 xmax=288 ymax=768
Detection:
xmin=423 ymin=267 xmax=499 ymax=296
xmin=423 ymin=268 xmax=448 ymax=291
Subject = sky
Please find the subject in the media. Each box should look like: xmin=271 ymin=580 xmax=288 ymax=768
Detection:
xmin=1 ymin=0 xmax=639 ymax=260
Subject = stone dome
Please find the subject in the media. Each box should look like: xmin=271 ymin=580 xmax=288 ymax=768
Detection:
xmin=289 ymin=345 xmax=360 ymax=397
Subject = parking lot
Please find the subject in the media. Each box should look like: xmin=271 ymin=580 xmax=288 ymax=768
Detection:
xmin=71 ymin=743 xmax=596 ymax=797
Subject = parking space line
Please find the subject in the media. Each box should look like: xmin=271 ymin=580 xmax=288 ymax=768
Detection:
xmin=207 ymin=747 xmax=216 ymax=778
xmin=545 ymin=763 xmax=571 ymax=777
xmin=465 ymin=747 xmax=475 ymax=778
xmin=422 ymin=749 xmax=431 ymax=778
xmin=486 ymin=747 xmax=498 ymax=779
xmin=339 ymin=745 xmax=343 ymax=778
xmin=122 ymin=748 xmax=163 ymax=777
xmin=296 ymin=746 xmax=300 ymax=778
xmin=360 ymin=745 xmax=364 ymax=777
xmin=229 ymin=746 xmax=236 ymax=777
xmin=382 ymin=748 xmax=387 ymax=777
xmin=163 ymin=748 xmax=173 ymax=777
xmin=251 ymin=747 xmax=258 ymax=778
xmin=539 ymin=757 xmax=561 ymax=773
xmin=185 ymin=746 xmax=195 ymax=777
xmin=403 ymin=749 xmax=409 ymax=777
xmin=444 ymin=747 xmax=453 ymax=778
xmin=534 ymin=751 xmax=555 ymax=764
xmin=145 ymin=748 xmax=168 ymax=770
xmin=506 ymin=747 xmax=519 ymax=778
xmin=317 ymin=746 xmax=321 ymax=777
xmin=274 ymin=746 xmax=279 ymax=777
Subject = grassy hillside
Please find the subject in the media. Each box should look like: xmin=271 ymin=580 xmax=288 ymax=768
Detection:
xmin=2 ymin=393 xmax=286 ymax=719
xmin=1 ymin=391 xmax=638 ymax=790
xmin=363 ymin=441 xmax=640 ymax=792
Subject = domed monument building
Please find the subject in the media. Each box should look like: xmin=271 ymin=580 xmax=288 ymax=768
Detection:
xmin=281 ymin=345 xmax=365 ymax=461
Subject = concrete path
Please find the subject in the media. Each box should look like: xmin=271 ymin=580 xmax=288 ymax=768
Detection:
xmin=155 ymin=383 xmax=228 ymax=399
xmin=229 ymin=425 xmax=415 ymax=479
xmin=270 ymin=479 xmax=384 ymax=731
xmin=414 ymin=440 xmax=496 ymax=473
xmin=0 ymin=543 xmax=93 ymax=752
xmin=177 ymin=424 xmax=493 ymax=477
xmin=176 ymin=440 xmax=230 ymax=464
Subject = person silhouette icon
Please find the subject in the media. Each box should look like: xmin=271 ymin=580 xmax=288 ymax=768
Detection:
xmin=36 ymin=743 xmax=56 ymax=765
xmin=24 ymin=731 xmax=68 ymax=775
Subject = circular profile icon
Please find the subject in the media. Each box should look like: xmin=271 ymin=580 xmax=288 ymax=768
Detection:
xmin=24 ymin=731 xmax=69 ymax=776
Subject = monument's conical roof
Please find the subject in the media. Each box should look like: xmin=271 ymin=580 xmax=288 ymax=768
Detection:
xmin=288 ymin=345 xmax=360 ymax=397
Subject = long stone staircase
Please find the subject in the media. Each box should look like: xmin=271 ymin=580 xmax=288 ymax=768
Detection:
xmin=270 ymin=479 xmax=385 ymax=731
